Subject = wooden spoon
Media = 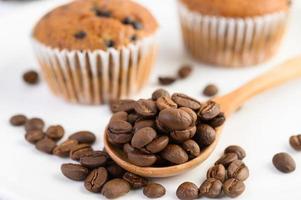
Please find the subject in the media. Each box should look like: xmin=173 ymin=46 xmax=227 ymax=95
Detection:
xmin=104 ymin=55 xmax=301 ymax=178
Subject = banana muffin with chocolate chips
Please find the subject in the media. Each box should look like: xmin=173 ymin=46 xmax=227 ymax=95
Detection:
xmin=32 ymin=0 xmax=158 ymax=104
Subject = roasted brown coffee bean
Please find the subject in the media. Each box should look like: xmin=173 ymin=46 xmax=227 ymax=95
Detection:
xmin=123 ymin=143 xmax=135 ymax=155
xmin=227 ymin=160 xmax=249 ymax=181
xmin=25 ymin=118 xmax=45 ymax=131
xmin=152 ymin=88 xmax=170 ymax=100
xmin=110 ymin=111 xmax=128 ymax=122
xmin=176 ymin=182 xmax=199 ymax=200
xmin=203 ymin=84 xmax=218 ymax=97
xmin=223 ymin=178 xmax=245 ymax=198
xmin=107 ymin=163 xmax=125 ymax=178
xmin=23 ymin=70 xmax=39 ymax=85
xmin=109 ymin=120 xmax=132 ymax=134
xmin=156 ymin=96 xmax=178 ymax=111
xmin=101 ymin=178 xmax=131 ymax=199
xmin=199 ymin=178 xmax=223 ymax=198
xmin=131 ymin=127 xmax=157 ymax=149
xmin=195 ymin=124 xmax=216 ymax=146
xmin=207 ymin=113 xmax=225 ymax=128
xmin=110 ymin=99 xmax=135 ymax=113
xmin=127 ymin=113 xmax=140 ymax=124
xmin=182 ymin=140 xmax=200 ymax=158
xmin=272 ymin=152 xmax=296 ymax=173
xmin=155 ymin=119 xmax=170 ymax=133
xmin=69 ymin=131 xmax=96 ymax=144
xmin=158 ymin=76 xmax=176 ymax=85
xmin=84 ymin=167 xmax=108 ymax=193
xmin=127 ymin=149 xmax=157 ymax=167
xmin=198 ymin=101 xmax=220 ymax=120
xmin=171 ymin=93 xmax=201 ymax=110
xmin=178 ymin=65 xmax=193 ymax=79
xmin=35 ymin=137 xmax=57 ymax=154
xmin=46 ymin=125 xmax=64 ymax=141
xmin=158 ymin=108 xmax=193 ymax=131
xmin=107 ymin=131 xmax=133 ymax=145
xmin=123 ymin=172 xmax=148 ymax=189
xmin=179 ymin=107 xmax=197 ymax=125
xmin=53 ymin=139 xmax=78 ymax=157
xmin=80 ymin=151 xmax=108 ymax=169
xmin=207 ymin=164 xmax=226 ymax=182
xmin=70 ymin=144 xmax=93 ymax=161
xmin=61 ymin=163 xmax=89 ymax=181
xmin=289 ymin=135 xmax=301 ymax=150
xmin=215 ymin=153 xmax=238 ymax=167
xmin=146 ymin=136 xmax=169 ymax=153
xmin=171 ymin=126 xmax=196 ymax=142
xmin=161 ymin=144 xmax=188 ymax=164
xmin=224 ymin=145 xmax=246 ymax=160
xmin=133 ymin=119 xmax=155 ymax=132
xmin=25 ymin=130 xmax=45 ymax=144
xmin=10 ymin=114 xmax=27 ymax=126
xmin=143 ymin=183 xmax=166 ymax=198
xmin=134 ymin=99 xmax=158 ymax=117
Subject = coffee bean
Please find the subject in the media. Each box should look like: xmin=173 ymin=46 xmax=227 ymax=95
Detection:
xmin=107 ymin=130 xmax=133 ymax=145
xmin=143 ymin=183 xmax=166 ymax=198
xmin=158 ymin=108 xmax=193 ymax=131
xmin=74 ymin=31 xmax=86 ymax=39
xmin=131 ymin=127 xmax=157 ymax=149
xmin=110 ymin=111 xmax=128 ymax=122
xmin=107 ymin=163 xmax=125 ymax=178
xmin=198 ymin=101 xmax=220 ymax=120
xmin=195 ymin=124 xmax=216 ymax=146
xmin=178 ymin=65 xmax=193 ymax=79
xmin=61 ymin=163 xmax=89 ymax=181
xmin=199 ymin=178 xmax=223 ymax=198
xmin=180 ymin=107 xmax=197 ymax=125
xmin=207 ymin=113 xmax=225 ymax=128
xmin=80 ymin=151 xmax=108 ymax=169
xmin=207 ymin=164 xmax=226 ymax=182
xmin=70 ymin=144 xmax=93 ymax=161
xmin=171 ymin=126 xmax=196 ymax=142
xmin=110 ymin=99 xmax=136 ymax=113
xmin=69 ymin=131 xmax=96 ymax=144
xmin=182 ymin=140 xmax=200 ymax=158
xmin=161 ymin=144 xmax=188 ymax=164
xmin=23 ymin=70 xmax=39 ymax=85
xmin=134 ymin=120 xmax=155 ymax=132
xmin=176 ymin=182 xmax=199 ymax=200
xmin=25 ymin=118 xmax=45 ymax=131
xmin=123 ymin=143 xmax=135 ymax=155
xmin=146 ymin=136 xmax=169 ymax=153
xmin=215 ymin=153 xmax=238 ymax=167
xmin=227 ymin=160 xmax=249 ymax=181
xmin=25 ymin=130 xmax=45 ymax=144
xmin=46 ymin=125 xmax=64 ymax=141
xmin=35 ymin=137 xmax=57 ymax=154
xmin=156 ymin=96 xmax=177 ymax=111
xmin=101 ymin=178 xmax=130 ymax=199
xmin=289 ymin=135 xmax=301 ymax=150
xmin=127 ymin=113 xmax=140 ymax=124
xmin=203 ymin=84 xmax=218 ymax=97
xmin=223 ymin=178 xmax=245 ymax=198
xmin=84 ymin=167 xmax=108 ymax=193
xmin=127 ymin=149 xmax=157 ymax=167
xmin=123 ymin=172 xmax=148 ymax=189
xmin=152 ymin=89 xmax=170 ymax=100
xmin=224 ymin=145 xmax=246 ymax=160
xmin=10 ymin=114 xmax=27 ymax=126
xmin=155 ymin=119 xmax=170 ymax=133
xmin=53 ymin=139 xmax=78 ymax=157
xmin=109 ymin=120 xmax=132 ymax=134
xmin=158 ymin=76 xmax=176 ymax=85
xmin=272 ymin=152 xmax=296 ymax=173
xmin=134 ymin=99 xmax=157 ymax=117
xmin=172 ymin=93 xmax=201 ymax=110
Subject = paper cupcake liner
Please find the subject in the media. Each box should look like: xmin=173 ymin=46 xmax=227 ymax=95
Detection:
xmin=178 ymin=1 xmax=289 ymax=67
xmin=32 ymin=36 xmax=157 ymax=104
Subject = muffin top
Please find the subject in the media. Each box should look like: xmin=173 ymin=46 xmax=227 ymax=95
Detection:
xmin=180 ymin=0 xmax=290 ymax=17
xmin=33 ymin=0 xmax=158 ymax=51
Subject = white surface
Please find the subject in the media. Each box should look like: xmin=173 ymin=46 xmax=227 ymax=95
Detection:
xmin=0 ymin=0 xmax=301 ymax=199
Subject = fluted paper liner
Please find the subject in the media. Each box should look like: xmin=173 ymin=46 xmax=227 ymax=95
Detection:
xmin=32 ymin=36 xmax=157 ymax=104
xmin=178 ymin=1 xmax=289 ymax=67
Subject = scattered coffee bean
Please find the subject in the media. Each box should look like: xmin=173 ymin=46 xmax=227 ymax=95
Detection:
xmin=152 ymin=89 xmax=170 ymax=100
xmin=158 ymin=76 xmax=176 ymax=86
xmin=289 ymin=134 xmax=301 ymax=151
xmin=122 ymin=172 xmax=148 ymax=189
xmin=46 ymin=125 xmax=64 ymax=141
xmin=80 ymin=151 xmax=108 ymax=169
xmin=74 ymin=31 xmax=86 ymax=39
xmin=199 ymin=178 xmax=223 ymax=198
xmin=223 ymin=178 xmax=245 ymax=198
xmin=25 ymin=118 xmax=45 ymax=131
xmin=134 ymin=99 xmax=158 ymax=117
xmin=203 ymin=84 xmax=218 ymax=97
xmin=224 ymin=145 xmax=246 ymax=160
xmin=176 ymin=182 xmax=199 ymax=200
xmin=172 ymin=93 xmax=201 ymax=110
xmin=23 ymin=70 xmax=39 ymax=85
xmin=195 ymin=124 xmax=216 ymax=146
xmin=70 ymin=143 xmax=93 ymax=161
xmin=146 ymin=136 xmax=169 ymax=154
xmin=215 ymin=153 xmax=238 ymax=167
xmin=227 ymin=160 xmax=249 ymax=181
xmin=101 ymin=178 xmax=130 ymax=199
xmin=272 ymin=152 xmax=296 ymax=173
xmin=198 ymin=101 xmax=220 ymax=120
xmin=61 ymin=163 xmax=89 ymax=181
xmin=178 ymin=65 xmax=193 ymax=79
xmin=68 ymin=131 xmax=96 ymax=144
xmin=131 ymin=127 xmax=157 ymax=149
xmin=10 ymin=114 xmax=27 ymax=126
xmin=207 ymin=164 xmax=226 ymax=182
xmin=53 ymin=139 xmax=78 ymax=157
xmin=143 ymin=183 xmax=166 ymax=198
xmin=25 ymin=130 xmax=45 ymax=144
xmin=35 ymin=137 xmax=57 ymax=154
xmin=110 ymin=99 xmax=135 ymax=113
xmin=161 ymin=144 xmax=188 ymax=164
xmin=84 ymin=167 xmax=108 ymax=193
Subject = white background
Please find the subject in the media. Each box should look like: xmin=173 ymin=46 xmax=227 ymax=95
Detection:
xmin=1 ymin=0 xmax=301 ymax=199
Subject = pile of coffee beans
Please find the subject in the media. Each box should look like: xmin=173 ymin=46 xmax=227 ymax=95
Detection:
xmin=23 ymin=70 xmax=39 ymax=85
xmin=158 ymin=65 xmax=193 ymax=86
xmin=108 ymin=89 xmax=225 ymax=167
xmin=176 ymin=145 xmax=248 ymax=199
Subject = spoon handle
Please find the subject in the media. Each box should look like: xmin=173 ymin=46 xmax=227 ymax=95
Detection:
xmin=216 ymin=55 xmax=301 ymax=115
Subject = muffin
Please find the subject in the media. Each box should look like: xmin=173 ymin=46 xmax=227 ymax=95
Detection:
xmin=178 ymin=0 xmax=291 ymax=67
xmin=32 ymin=0 xmax=158 ymax=104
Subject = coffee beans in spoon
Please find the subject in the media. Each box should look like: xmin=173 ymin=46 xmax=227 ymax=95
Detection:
xmin=106 ymin=90 xmax=225 ymax=167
